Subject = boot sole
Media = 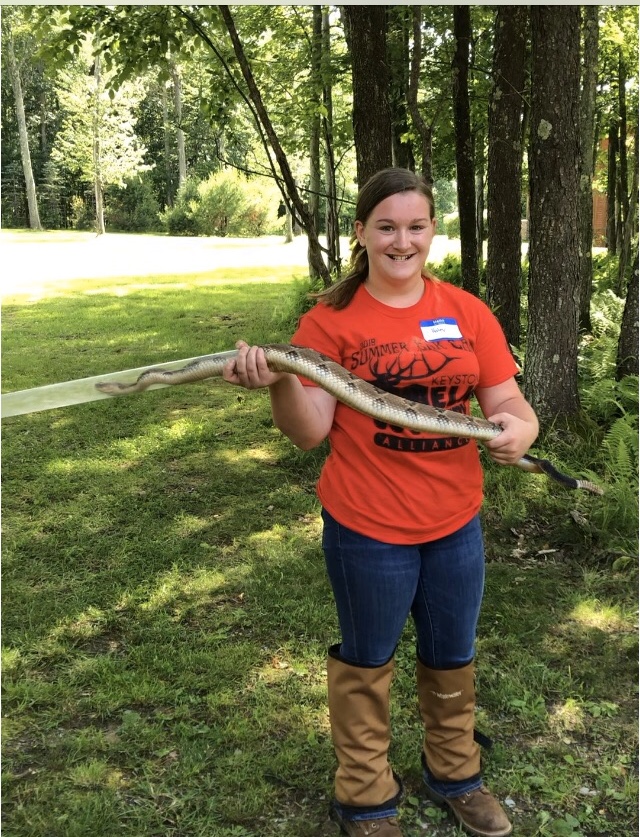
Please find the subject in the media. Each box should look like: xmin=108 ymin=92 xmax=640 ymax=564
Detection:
xmin=423 ymin=786 xmax=513 ymax=837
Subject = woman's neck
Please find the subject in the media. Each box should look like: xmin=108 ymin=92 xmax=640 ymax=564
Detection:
xmin=364 ymin=274 xmax=425 ymax=308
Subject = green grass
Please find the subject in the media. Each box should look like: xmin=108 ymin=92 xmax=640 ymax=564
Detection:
xmin=2 ymin=242 xmax=637 ymax=837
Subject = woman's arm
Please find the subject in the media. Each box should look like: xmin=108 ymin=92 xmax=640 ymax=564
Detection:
xmin=222 ymin=342 xmax=337 ymax=450
xmin=475 ymin=378 xmax=539 ymax=465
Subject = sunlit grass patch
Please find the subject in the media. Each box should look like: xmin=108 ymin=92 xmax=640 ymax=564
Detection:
xmin=569 ymin=598 xmax=629 ymax=631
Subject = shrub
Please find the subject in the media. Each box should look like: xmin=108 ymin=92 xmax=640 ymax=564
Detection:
xmin=107 ymin=174 xmax=162 ymax=232
xmin=161 ymin=178 xmax=201 ymax=236
xmin=431 ymin=253 xmax=463 ymax=286
xmin=161 ymin=170 xmax=281 ymax=237
xmin=194 ymin=170 xmax=248 ymax=236
xmin=70 ymin=195 xmax=94 ymax=231
xmin=275 ymin=276 xmax=326 ymax=334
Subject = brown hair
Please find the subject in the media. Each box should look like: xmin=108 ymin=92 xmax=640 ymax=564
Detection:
xmin=314 ymin=167 xmax=437 ymax=310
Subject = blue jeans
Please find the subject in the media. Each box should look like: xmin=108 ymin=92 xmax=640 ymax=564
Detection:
xmin=322 ymin=509 xmax=486 ymax=803
xmin=321 ymin=510 xmax=485 ymax=669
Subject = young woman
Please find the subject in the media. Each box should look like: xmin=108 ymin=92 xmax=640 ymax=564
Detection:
xmin=223 ymin=168 xmax=538 ymax=837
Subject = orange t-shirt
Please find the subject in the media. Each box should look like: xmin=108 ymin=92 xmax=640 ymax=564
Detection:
xmin=291 ymin=277 xmax=519 ymax=544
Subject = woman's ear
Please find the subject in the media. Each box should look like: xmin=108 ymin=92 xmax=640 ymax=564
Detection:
xmin=354 ymin=220 xmax=365 ymax=247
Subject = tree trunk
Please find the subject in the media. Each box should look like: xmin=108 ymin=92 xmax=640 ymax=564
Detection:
xmin=341 ymin=6 xmax=393 ymax=187
xmin=308 ymin=6 xmax=322 ymax=280
xmin=408 ymin=5 xmax=433 ymax=186
xmin=577 ymin=6 xmax=599 ymax=333
xmin=525 ymin=6 xmax=582 ymax=422
xmin=6 ymin=29 xmax=42 ymax=230
xmin=387 ymin=6 xmax=414 ymax=171
xmin=322 ymin=7 xmax=341 ymax=277
xmin=616 ymin=131 xmax=638 ymax=296
xmin=607 ymin=122 xmax=618 ymax=254
xmin=475 ymin=160 xmax=484 ymax=256
xmin=616 ymin=247 xmax=639 ymax=380
xmin=452 ymin=6 xmax=479 ymax=297
xmin=486 ymin=6 xmax=527 ymax=348
xmin=284 ymin=207 xmax=294 ymax=243
xmin=217 ymin=5 xmax=330 ymax=284
xmin=617 ymin=51 xmax=629 ymax=226
xmin=170 ymin=60 xmax=187 ymax=190
xmin=161 ymin=83 xmax=173 ymax=207
xmin=92 ymin=55 xmax=106 ymax=235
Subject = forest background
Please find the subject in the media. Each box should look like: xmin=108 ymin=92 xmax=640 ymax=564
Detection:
xmin=1 ymin=5 xmax=639 ymax=837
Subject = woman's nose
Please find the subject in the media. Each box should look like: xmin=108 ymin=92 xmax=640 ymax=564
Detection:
xmin=394 ymin=228 xmax=410 ymax=248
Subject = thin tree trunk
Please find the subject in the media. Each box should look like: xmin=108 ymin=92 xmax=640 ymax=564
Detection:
xmin=322 ymin=6 xmax=341 ymax=277
xmin=616 ymin=247 xmax=639 ymax=380
xmin=216 ymin=5 xmax=330 ymax=284
xmin=452 ymin=6 xmax=479 ymax=297
xmin=161 ymin=84 xmax=173 ymax=207
xmin=486 ymin=6 xmax=527 ymax=348
xmin=475 ymin=161 xmax=484 ymax=254
xmin=284 ymin=207 xmax=294 ymax=243
xmin=387 ymin=5 xmax=414 ymax=170
xmin=92 ymin=55 xmax=106 ymax=235
xmin=525 ymin=6 xmax=582 ymax=422
xmin=618 ymin=51 xmax=629 ymax=225
xmin=408 ymin=5 xmax=433 ymax=186
xmin=616 ymin=130 xmax=638 ymax=296
xmin=170 ymin=60 xmax=187 ymax=190
xmin=308 ymin=7 xmax=322 ymax=280
xmin=578 ymin=6 xmax=599 ymax=333
xmin=6 ymin=29 xmax=42 ymax=230
xmin=607 ymin=122 xmax=618 ymax=254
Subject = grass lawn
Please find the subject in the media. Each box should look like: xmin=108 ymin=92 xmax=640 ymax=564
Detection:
xmin=2 ymin=235 xmax=637 ymax=837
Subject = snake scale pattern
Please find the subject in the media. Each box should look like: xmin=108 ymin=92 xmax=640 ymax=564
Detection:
xmin=96 ymin=344 xmax=602 ymax=494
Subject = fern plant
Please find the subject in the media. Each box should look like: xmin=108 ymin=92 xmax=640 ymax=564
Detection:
xmin=602 ymin=413 xmax=639 ymax=479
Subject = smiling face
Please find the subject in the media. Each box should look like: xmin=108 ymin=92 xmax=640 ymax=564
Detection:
xmin=354 ymin=190 xmax=437 ymax=295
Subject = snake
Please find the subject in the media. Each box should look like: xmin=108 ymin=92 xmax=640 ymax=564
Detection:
xmin=95 ymin=343 xmax=603 ymax=494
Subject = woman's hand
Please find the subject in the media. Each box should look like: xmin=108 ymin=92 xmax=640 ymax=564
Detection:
xmin=222 ymin=340 xmax=336 ymax=450
xmin=475 ymin=378 xmax=539 ymax=466
xmin=483 ymin=411 xmax=539 ymax=465
xmin=222 ymin=341 xmax=285 ymax=390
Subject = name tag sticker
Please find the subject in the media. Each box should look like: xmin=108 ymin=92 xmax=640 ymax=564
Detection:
xmin=420 ymin=318 xmax=463 ymax=341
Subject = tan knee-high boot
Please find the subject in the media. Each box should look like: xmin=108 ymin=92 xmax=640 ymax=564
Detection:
xmin=416 ymin=658 xmax=480 ymax=781
xmin=327 ymin=645 xmax=400 ymax=808
xmin=417 ymin=658 xmax=513 ymax=837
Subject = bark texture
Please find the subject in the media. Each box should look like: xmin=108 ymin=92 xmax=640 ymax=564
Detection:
xmin=577 ymin=6 xmax=599 ymax=332
xmin=342 ymin=6 xmax=393 ymax=187
xmin=452 ymin=6 xmax=479 ymax=297
xmin=7 ymin=29 xmax=42 ymax=230
xmin=616 ymin=248 xmax=639 ymax=380
xmin=525 ymin=6 xmax=582 ymax=421
xmin=486 ymin=6 xmax=528 ymax=349
xmin=92 ymin=56 xmax=106 ymax=235
xmin=408 ymin=5 xmax=433 ymax=185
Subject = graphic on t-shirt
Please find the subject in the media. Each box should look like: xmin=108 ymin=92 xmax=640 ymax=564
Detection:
xmin=351 ymin=336 xmax=478 ymax=453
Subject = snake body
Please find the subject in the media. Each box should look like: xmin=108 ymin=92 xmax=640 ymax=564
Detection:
xmin=96 ymin=344 xmax=602 ymax=494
